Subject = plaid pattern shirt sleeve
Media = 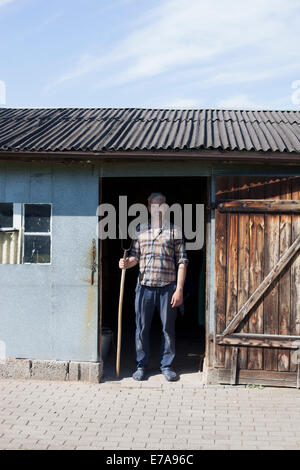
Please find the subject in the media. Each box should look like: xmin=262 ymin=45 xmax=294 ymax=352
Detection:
xmin=174 ymin=235 xmax=189 ymax=266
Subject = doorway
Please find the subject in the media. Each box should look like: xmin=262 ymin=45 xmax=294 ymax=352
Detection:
xmin=99 ymin=176 xmax=208 ymax=380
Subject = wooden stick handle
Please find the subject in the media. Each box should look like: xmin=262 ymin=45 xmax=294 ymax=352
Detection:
xmin=116 ymin=250 xmax=128 ymax=378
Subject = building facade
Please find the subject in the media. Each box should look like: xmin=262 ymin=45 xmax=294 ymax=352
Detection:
xmin=0 ymin=108 xmax=299 ymax=387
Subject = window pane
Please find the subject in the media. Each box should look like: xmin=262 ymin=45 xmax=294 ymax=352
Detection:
xmin=24 ymin=235 xmax=51 ymax=263
xmin=0 ymin=203 xmax=13 ymax=228
xmin=24 ymin=204 xmax=51 ymax=233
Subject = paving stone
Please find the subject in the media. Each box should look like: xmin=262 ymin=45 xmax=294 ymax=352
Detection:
xmin=0 ymin=379 xmax=299 ymax=450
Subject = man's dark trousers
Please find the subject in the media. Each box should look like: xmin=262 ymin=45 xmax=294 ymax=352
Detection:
xmin=135 ymin=281 xmax=177 ymax=370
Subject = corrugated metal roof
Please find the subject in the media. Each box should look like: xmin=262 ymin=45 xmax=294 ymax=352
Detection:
xmin=0 ymin=107 xmax=299 ymax=154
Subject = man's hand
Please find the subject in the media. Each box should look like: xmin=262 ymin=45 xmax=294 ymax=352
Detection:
xmin=119 ymin=257 xmax=138 ymax=269
xmin=119 ymin=257 xmax=129 ymax=269
xmin=171 ymin=288 xmax=183 ymax=308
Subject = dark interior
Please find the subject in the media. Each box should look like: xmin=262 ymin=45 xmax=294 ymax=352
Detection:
xmin=100 ymin=176 xmax=207 ymax=380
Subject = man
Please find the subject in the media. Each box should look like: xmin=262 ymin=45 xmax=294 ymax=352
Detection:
xmin=119 ymin=192 xmax=188 ymax=381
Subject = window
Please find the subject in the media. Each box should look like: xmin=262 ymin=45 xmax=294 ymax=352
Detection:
xmin=23 ymin=204 xmax=51 ymax=264
xmin=0 ymin=203 xmax=22 ymax=264
xmin=0 ymin=202 xmax=52 ymax=265
xmin=0 ymin=203 xmax=13 ymax=229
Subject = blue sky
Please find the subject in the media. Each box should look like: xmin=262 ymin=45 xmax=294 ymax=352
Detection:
xmin=0 ymin=0 xmax=299 ymax=109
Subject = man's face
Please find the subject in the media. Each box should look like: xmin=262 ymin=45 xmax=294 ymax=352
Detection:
xmin=148 ymin=197 xmax=168 ymax=228
xmin=148 ymin=197 xmax=165 ymax=216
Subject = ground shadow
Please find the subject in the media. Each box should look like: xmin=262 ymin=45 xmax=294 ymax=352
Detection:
xmin=102 ymin=315 xmax=205 ymax=383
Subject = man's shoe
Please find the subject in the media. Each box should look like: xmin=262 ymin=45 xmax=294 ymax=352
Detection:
xmin=132 ymin=367 xmax=147 ymax=381
xmin=161 ymin=368 xmax=179 ymax=382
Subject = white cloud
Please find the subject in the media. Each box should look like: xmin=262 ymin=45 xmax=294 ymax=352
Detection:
xmin=161 ymin=98 xmax=202 ymax=109
xmin=208 ymin=63 xmax=300 ymax=86
xmin=47 ymin=0 xmax=300 ymax=93
xmin=217 ymin=94 xmax=264 ymax=110
xmin=0 ymin=0 xmax=14 ymax=6
xmin=45 ymin=53 xmax=111 ymax=90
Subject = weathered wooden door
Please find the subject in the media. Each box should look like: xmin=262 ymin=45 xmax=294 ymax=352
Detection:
xmin=215 ymin=176 xmax=300 ymax=388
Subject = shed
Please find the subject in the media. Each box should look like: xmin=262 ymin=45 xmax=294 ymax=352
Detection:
xmin=0 ymin=107 xmax=300 ymax=388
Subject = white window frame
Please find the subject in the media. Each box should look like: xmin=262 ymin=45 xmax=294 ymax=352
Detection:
xmin=0 ymin=202 xmax=21 ymax=232
xmin=22 ymin=203 xmax=52 ymax=265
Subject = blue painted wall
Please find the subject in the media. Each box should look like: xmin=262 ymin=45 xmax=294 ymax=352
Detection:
xmin=0 ymin=162 xmax=99 ymax=362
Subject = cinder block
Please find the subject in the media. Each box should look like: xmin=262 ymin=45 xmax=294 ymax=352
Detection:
xmin=0 ymin=358 xmax=31 ymax=379
xmin=68 ymin=361 xmax=103 ymax=383
xmin=31 ymin=359 xmax=68 ymax=381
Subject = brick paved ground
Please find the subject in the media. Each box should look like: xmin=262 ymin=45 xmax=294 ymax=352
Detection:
xmin=0 ymin=373 xmax=299 ymax=450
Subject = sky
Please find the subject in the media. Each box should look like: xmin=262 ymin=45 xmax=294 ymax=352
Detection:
xmin=0 ymin=0 xmax=299 ymax=110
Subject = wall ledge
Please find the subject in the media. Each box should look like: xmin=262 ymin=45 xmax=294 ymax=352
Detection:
xmin=0 ymin=358 xmax=103 ymax=384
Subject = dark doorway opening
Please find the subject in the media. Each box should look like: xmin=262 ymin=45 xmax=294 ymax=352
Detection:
xmin=100 ymin=176 xmax=207 ymax=380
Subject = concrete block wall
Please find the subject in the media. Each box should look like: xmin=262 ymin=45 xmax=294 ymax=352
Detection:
xmin=0 ymin=358 xmax=103 ymax=383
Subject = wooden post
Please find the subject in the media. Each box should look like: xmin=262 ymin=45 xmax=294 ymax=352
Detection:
xmin=116 ymin=249 xmax=128 ymax=378
xmin=230 ymin=347 xmax=239 ymax=385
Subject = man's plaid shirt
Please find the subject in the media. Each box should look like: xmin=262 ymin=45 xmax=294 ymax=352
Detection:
xmin=129 ymin=223 xmax=188 ymax=287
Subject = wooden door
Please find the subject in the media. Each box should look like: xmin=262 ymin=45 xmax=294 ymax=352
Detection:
xmin=214 ymin=176 xmax=300 ymax=388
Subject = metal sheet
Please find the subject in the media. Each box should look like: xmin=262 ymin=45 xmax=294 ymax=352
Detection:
xmin=0 ymin=108 xmax=299 ymax=154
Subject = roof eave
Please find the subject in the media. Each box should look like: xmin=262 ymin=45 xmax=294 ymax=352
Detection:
xmin=0 ymin=149 xmax=300 ymax=164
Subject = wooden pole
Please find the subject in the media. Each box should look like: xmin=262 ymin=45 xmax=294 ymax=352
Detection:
xmin=116 ymin=250 xmax=128 ymax=378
